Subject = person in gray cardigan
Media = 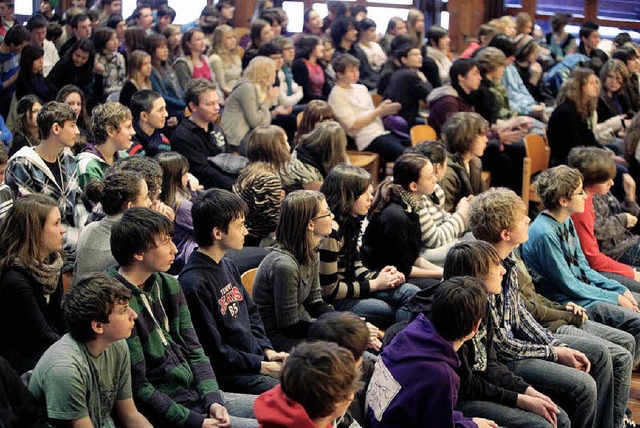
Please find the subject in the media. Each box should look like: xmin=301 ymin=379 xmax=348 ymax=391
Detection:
xmin=220 ymin=56 xmax=291 ymax=151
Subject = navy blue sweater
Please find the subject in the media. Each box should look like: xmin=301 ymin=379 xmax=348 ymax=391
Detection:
xmin=179 ymin=251 xmax=272 ymax=380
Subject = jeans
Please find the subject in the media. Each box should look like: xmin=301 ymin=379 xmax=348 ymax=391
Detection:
xmin=587 ymin=292 xmax=640 ymax=364
xmin=332 ymin=283 xmax=420 ymax=328
xmin=223 ymin=391 xmax=259 ymax=427
xmin=557 ymin=322 xmax=634 ymax=428
xmin=505 ymin=358 xmax=597 ymax=428
xmin=601 ymin=271 xmax=640 ymax=294
xmin=364 ymin=133 xmax=411 ymax=163
xmin=618 ymin=244 xmax=640 ymax=271
xmin=456 ymin=399 xmax=570 ymax=428
xmin=218 ymin=373 xmax=279 ymax=395
xmin=555 ymin=332 xmax=615 ymax=428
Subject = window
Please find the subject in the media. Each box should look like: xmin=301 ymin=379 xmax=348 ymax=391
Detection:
xmin=15 ymin=1 xmax=34 ymax=16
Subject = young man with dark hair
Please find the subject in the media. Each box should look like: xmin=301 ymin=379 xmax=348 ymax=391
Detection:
xmin=59 ymin=12 xmax=91 ymax=57
xmin=0 ymin=24 xmax=29 ymax=117
xmin=179 ymin=189 xmax=287 ymax=395
xmin=578 ymin=21 xmax=609 ymax=64
xmin=109 ymin=207 xmax=258 ymax=427
xmin=26 ymin=14 xmax=59 ymax=77
xmin=171 ymin=78 xmax=236 ymax=190
xmin=366 ymin=276 xmax=496 ymax=427
xmin=384 ymin=43 xmax=433 ymax=129
xmin=254 ymin=341 xmax=362 ymax=428
xmin=5 ymin=101 xmax=83 ymax=248
xmin=77 ymin=102 xmax=134 ymax=189
xmin=128 ymin=89 xmax=171 ymax=157
xmin=131 ymin=5 xmax=153 ymax=31
xmin=473 ymin=185 xmax=635 ymax=428
xmin=331 ymin=16 xmax=379 ymax=91
xmin=29 ymin=273 xmax=151 ymax=427
xmin=308 ymin=311 xmax=371 ymax=427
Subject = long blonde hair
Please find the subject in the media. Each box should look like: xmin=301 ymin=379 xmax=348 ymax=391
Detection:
xmin=127 ymin=50 xmax=152 ymax=89
xmin=243 ymin=56 xmax=276 ymax=92
xmin=407 ymin=9 xmax=425 ymax=45
xmin=211 ymin=24 xmax=239 ymax=64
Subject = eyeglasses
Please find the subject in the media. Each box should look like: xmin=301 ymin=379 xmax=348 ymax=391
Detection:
xmin=571 ymin=189 xmax=586 ymax=197
xmin=312 ymin=211 xmax=334 ymax=221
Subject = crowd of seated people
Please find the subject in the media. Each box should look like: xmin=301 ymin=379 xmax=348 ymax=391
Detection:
xmin=3 ymin=0 xmax=640 ymax=426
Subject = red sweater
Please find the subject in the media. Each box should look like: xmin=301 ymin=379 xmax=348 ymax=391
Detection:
xmin=571 ymin=193 xmax=635 ymax=278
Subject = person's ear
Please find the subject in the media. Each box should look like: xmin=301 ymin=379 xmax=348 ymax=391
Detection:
xmin=308 ymin=219 xmax=315 ymax=233
xmin=140 ymin=111 xmax=149 ymax=123
xmin=106 ymin=124 xmax=118 ymax=138
xmin=408 ymin=181 xmax=418 ymax=192
xmin=91 ymin=320 xmax=105 ymax=335
xmin=133 ymin=250 xmax=145 ymax=262
xmin=212 ymin=226 xmax=224 ymax=241
xmin=499 ymin=228 xmax=511 ymax=243
xmin=472 ymin=318 xmax=482 ymax=334
xmin=51 ymin=122 xmax=61 ymax=135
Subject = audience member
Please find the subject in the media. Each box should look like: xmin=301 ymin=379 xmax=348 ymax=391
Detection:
xmin=331 ymin=16 xmax=379 ymax=90
xmin=242 ymin=19 xmax=274 ymax=69
xmin=292 ymin=35 xmax=331 ymax=103
xmin=254 ymin=341 xmax=362 ymax=428
xmin=118 ymin=49 xmax=152 ymax=106
xmin=319 ymin=164 xmax=420 ymax=328
xmin=47 ymin=38 xmax=96 ymax=98
xmin=77 ymin=102 xmax=133 ymax=189
xmin=59 ymin=12 xmax=91 ymax=57
xmin=357 ymin=18 xmax=387 ymax=72
xmin=362 ymin=154 xmax=443 ymax=288
xmin=0 ymin=25 xmax=30 ymax=119
xmin=366 ymin=276 xmax=496 ymax=427
xmin=380 ymin=16 xmax=407 ymax=55
xmin=210 ymin=24 xmax=242 ymax=98
xmin=56 ymin=84 xmax=93 ymax=153
xmin=0 ymin=194 xmax=66 ymax=374
xmin=146 ymin=33 xmax=185 ymax=125
xmin=26 ymin=15 xmax=59 ymax=78
xmin=172 ymin=78 xmax=236 ymax=190
xmin=93 ymin=27 xmax=126 ymax=102
xmin=440 ymin=112 xmax=489 ymax=212
xmin=128 ymin=89 xmax=170 ymax=157
xmin=578 ymin=21 xmax=609 ymax=64
xmin=174 ymin=28 xmax=219 ymax=95
xmin=15 ymin=45 xmax=56 ymax=103
xmin=28 ymin=273 xmax=152 ymax=427
xmin=76 ymin=170 xmax=150 ymax=276
xmin=8 ymin=95 xmax=40 ymax=157
xmin=232 ymin=125 xmax=288 ymax=247
xmin=109 ymin=207 xmax=258 ymax=427
xmin=252 ymin=190 xmax=335 ymax=351
xmin=424 ymin=25 xmax=452 ymax=86
xmin=179 ymin=189 xmax=287 ymax=394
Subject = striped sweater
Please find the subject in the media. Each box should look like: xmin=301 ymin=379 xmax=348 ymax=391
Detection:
xmin=109 ymin=270 xmax=223 ymax=428
xmin=418 ymin=185 xmax=466 ymax=249
xmin=318 ymin=219 xmax=377 ymax=302
xmin=232 ymin=167 xmax=282 ymax=241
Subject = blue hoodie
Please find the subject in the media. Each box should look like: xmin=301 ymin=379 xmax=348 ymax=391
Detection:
xmin=366 ymin=314 xmax=477 ymax=427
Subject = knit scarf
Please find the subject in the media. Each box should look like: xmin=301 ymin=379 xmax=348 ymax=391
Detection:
xmin=12 ymin=252 xmax=63 ymax=295
xmin=399 ymin=187 xmax=420 ymax=214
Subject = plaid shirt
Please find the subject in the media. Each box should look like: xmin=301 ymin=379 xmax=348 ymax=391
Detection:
xmin=489 ymin=252 xmax=564 ymax=363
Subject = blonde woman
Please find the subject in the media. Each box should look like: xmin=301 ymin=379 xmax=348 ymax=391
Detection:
xmin=221 ymin=56 xmax=290 ymax=150
xmin=119 ymin=50 xmax=152 ymax=106
xmin=406 ymin=8 xmax=425 ymax=46
xmin=209 ymin=25 xmax=242 ymax=97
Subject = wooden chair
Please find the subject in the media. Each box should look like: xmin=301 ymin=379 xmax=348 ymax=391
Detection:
xmin=240 ymin=268 xmax=259 ymax=296
xmin=410 ymin=124 xmax=438 ymax=146
xmin=521 ymin=133 xmax=551 ymax=215
xmin=233 ymin=27 xmax=250 ymax=41
xmin=371 ymin=93 xmax=383 ymax=107
xmin=348 ymin=150 xmax=380 ymax=187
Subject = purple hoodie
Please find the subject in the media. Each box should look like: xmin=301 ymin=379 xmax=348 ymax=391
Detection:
xmin=366 ymin=314 xmax=477 ymax=428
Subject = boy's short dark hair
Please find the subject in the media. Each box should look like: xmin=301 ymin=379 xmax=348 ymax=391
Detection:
xmin=394 ymin=42 xmax=417 ymax=62
xmin=185 ymin=78 xmax=217 ymax=110
xmin=580 ymin=21 xmax=599 ymax=41
xmin=567 ymin=147 xmax=616 ymax=187
xmin=332 ymin=53 xmax=360 ymax=74
xmin=37 ymin=101 xmax=77 ymax=140
xmin=26 ymin=15 xmax=49 ymax=31
xmin=331 ymin=16 xmax=357 ymax=48
xmin=431 ymin=276 xmax=487 ymax=342
xmin=130 ymin=89 xmax=163 ymax=119
xmin=4 ymin=25 xmax=30 ymax=47
xmin=282 ymin=341 xmax=363 ymax=420
xmin=407 ymin=140 xmax=447 ymax=165
xmin=70 ymin=13 xmax=89 ymax=29
xmin=535 ymin=165 xmax=583 ymax=210
xmin=65 ymin=273 xmax=132 ymax=343
xmin=443 ymin=241 xmax=502 ymax=280
xmin=192 ymin=189 xmax=248 ymax=248
xmin=307 ymin=312 xmax=369 ymax=360
xmin=111 ymin=207 xmax=174 ymax=267
xmin=449 ymin=58 xmax=480 ymax=86
xmin=156 ymin=4 xmax=176 ymax=21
